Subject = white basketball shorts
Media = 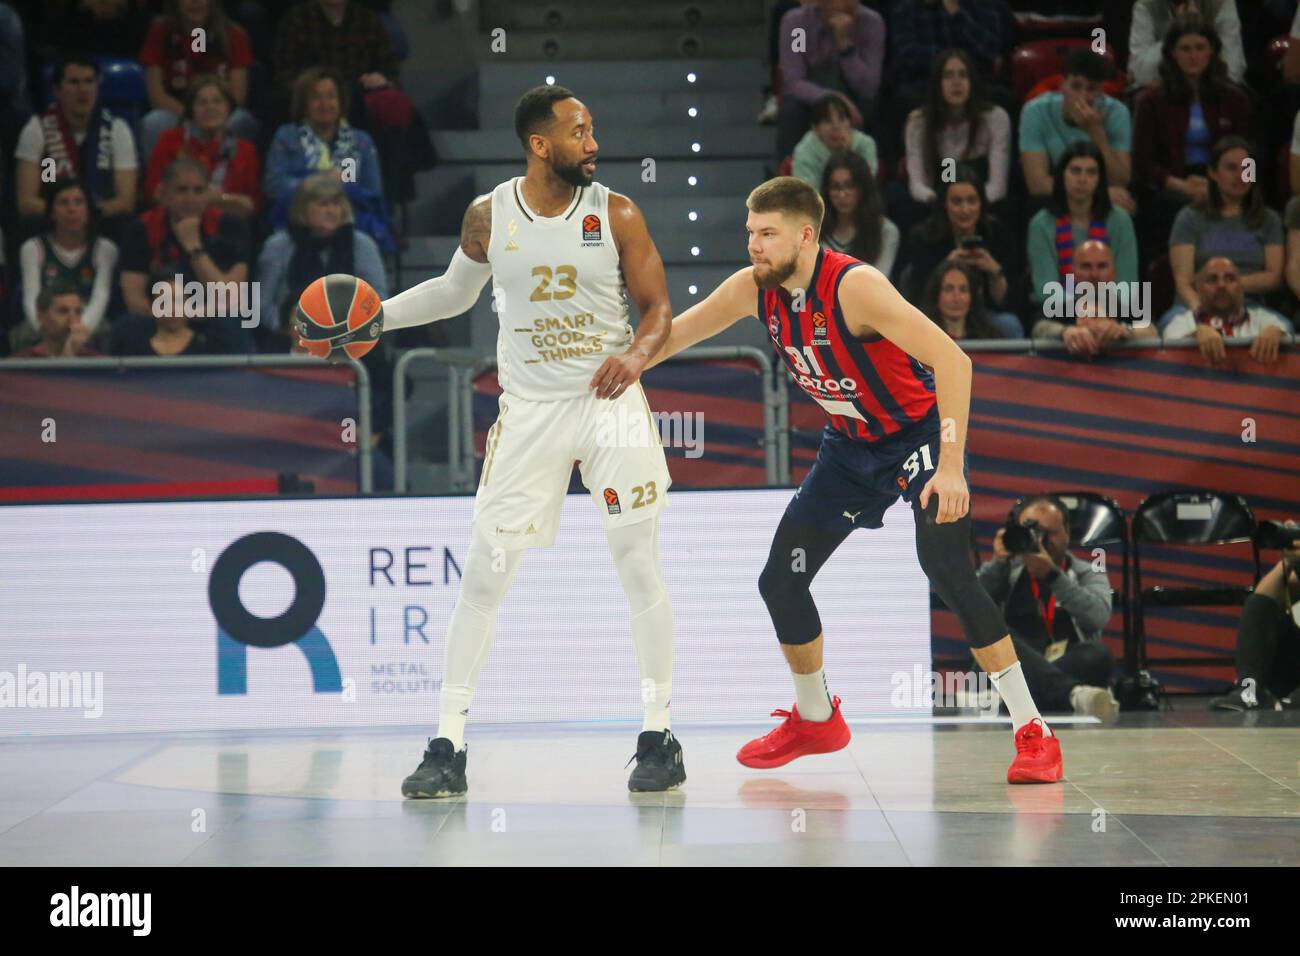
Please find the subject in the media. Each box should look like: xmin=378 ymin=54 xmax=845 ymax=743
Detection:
xmin=473 ymin=381 xmax=671 ymax=550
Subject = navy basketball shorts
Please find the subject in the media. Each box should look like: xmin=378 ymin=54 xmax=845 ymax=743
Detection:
xmin=784 ymin=410 xmax=968 ymax=533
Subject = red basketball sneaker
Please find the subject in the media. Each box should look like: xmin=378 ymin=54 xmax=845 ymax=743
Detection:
xmin=1007 ymin=718 xmax=1063 ymax=784
xmin=737 ymin=696 xmax=851 ymax=769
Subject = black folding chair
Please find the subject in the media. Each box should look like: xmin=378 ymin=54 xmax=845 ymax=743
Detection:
xmin=1131 ymin=491 xmax=1260 ymax=671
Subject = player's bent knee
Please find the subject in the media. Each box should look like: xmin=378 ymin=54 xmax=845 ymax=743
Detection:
xmin=758 ymin=559 xmax=821 ymax=645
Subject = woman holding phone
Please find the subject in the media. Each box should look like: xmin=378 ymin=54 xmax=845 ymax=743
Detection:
xmin=901 ymin=165 xmax=1022 ymax=337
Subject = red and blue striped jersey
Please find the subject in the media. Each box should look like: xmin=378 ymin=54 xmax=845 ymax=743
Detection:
xmin=759 ymin=248 xmax=936 ymax=442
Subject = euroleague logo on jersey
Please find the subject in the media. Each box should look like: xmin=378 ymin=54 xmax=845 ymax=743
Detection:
xmin=810 ymin=310 xmax=831 ymax=345
xmin=603 ymin=487 xmax=621 ymax=515
xmin=582 ymin=214 xmax=602 ymax=244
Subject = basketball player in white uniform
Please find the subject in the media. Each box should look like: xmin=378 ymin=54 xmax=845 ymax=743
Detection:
xmin=373 ymin=86 xmax=683 ymax=796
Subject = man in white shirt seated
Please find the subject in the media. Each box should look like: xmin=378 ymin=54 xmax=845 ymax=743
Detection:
xmin=13 ymin=56 xmax=138 ymax=242
xmin=1164 ymin=257 xmax=1290 ymax=365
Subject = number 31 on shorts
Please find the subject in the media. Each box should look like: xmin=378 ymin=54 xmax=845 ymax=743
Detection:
xmin=901 ymin=444 xmax=935 ymax=483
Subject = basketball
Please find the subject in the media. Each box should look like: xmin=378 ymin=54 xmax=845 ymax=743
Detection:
xmin=294 ymin=273 xmax=384 ymax=361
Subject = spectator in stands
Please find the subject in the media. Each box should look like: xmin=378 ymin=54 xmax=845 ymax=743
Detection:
xmin=1290 ymin=108 xmax=1300 ymax=196
xmin=793 ymin=94 xmax=878 ymax=188
xmin=904 ymin=48 xmax=1011 ymax=208
xmin=14 ymin=56 xmax=138 ymax=238
xmin=115 ymin=156 xmax=252 ymax=354
xmin=774 ymin=0 xmax=885 ymax=160
xmin=1031 ymin=239 xmax=1157 ymax=355
xmin=277 ymin=0 xmax=431 ymax=225
xmin=919 ymin=260 xmax=1002 ymax=340
xmin=144 ymin=73 xmax=261 ymax=218
xmin=760 ymin=0 xmax=798 ymax=124
xmin=11 ymin=282 xmax=99 ymax=357
xmin=258 ymin=172 xmax=387 ymax=344
xmin=13 ymin=179 xmax=118 ymax=355
xmin=901 ymin=165 xmax=1021 ymax=337
xmin=1285 ymin=0 xmax=1300 ymax=85
xmin=888 ymin=0 xmax=1007 ymax=86
xmin=1128 ymin=0 xmax=1246 ymax=89
xmin=1210 ymin=541 xmax=1300 ymax=711
xmin=55 ymin=0 xmax=153 ymax=62
xmin=1283 ymin=194 xmax=1300 ymax=316
xmin=1020 ymin=50 xmax=1135 ymax=215
xmin=114 ymin=269 xmax=217 ymax=355
xmin=1027 ymin=142 xmax=1138 ymax=308
xmin=977 ymin=494 xmax=1119 ymax=720
xmin=883 ymin=0 xmax=1010 ymax=164
xmin=1165 ymin=256 xmax=1289 ymax=365
xmin=0 ymin=2 xmax=29 ymax=117
xmin=1132 ymin=18 xmax=1253 ymax=250
xmin=264 ymin=67 xmax=393 ymax=253
xmin=817 ymin=151 xmax=898 ymax=278
xmin=273 ymin=0 xmax=400 ymax=125
xmin=1168 ymin=136 xmax=1284 ymax=325
xmin=139 ymin=0 xmax=257 ymax=160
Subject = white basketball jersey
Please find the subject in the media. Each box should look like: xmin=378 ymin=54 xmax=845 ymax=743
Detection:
xmin=486 ymin=177 xmax=632 ymax=400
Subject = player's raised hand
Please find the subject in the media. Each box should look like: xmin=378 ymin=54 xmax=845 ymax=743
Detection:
xmin=588 ymin=349 xmax=648 ymax=400
xmin=919 ymin=468 xmax=970 ymax=524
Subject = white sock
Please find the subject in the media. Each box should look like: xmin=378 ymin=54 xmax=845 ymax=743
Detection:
xmin=793 ymin=667 xmax=833 ymax=722
xmin=607 ymin=517 xmax=674 ymax=733
xmin=436 ymin=530 xmax=523 ymax=751
xmin=632 ymin=596 xmax=674 ymax=732
xmin=989 ymin=661 xmax=1049 ymax=736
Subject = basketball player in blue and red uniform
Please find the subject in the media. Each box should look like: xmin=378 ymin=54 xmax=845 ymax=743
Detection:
xmin=641 ymin=176 xmax=1062 ymax=783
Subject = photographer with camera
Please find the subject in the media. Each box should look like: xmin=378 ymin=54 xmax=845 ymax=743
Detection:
xmin=1210 ymin=522 xmax=1300 ymax=711
xmin=977 ymin=495 xmax=1120 ymax=720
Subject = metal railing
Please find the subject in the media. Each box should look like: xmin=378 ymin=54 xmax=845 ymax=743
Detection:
xmin=391 ymin=347 xmax=482 ymax=493
xmin=394 ymin=345 xmax=783 ymax=493
xmin=0 ymin=354 xmax=374 ymax=493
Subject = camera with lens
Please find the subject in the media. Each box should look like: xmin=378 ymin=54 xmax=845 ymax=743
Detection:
xmin=1256 ymin=520 xmax=1300 ymax=551
xmin=1002 ymin=517 xmax=1044 ymax=556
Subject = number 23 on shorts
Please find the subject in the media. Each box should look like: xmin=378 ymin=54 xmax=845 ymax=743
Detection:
xmin=631 ymin=481 xmax=658 ymax=508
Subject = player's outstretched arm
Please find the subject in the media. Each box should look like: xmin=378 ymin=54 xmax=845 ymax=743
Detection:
xmin=643 ymin=267 xmax=757 ymax=371
xmin=839 ymin=265 xmax=973 ymax=524
xmin=380 ymin=195 xmax=494 ymax=331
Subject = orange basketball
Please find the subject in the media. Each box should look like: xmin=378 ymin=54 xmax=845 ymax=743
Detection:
xmin=294 ymin=274 xmax=384 ymax=361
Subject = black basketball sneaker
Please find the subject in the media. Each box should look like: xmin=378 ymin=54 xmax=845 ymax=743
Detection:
xmin=1210 ymin=680 xmax=1288 ymax=712
xmin=401 ymin=737 xmax=468 ymax=798
xmin=626 ymin=729 xmax=686 ymax=792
